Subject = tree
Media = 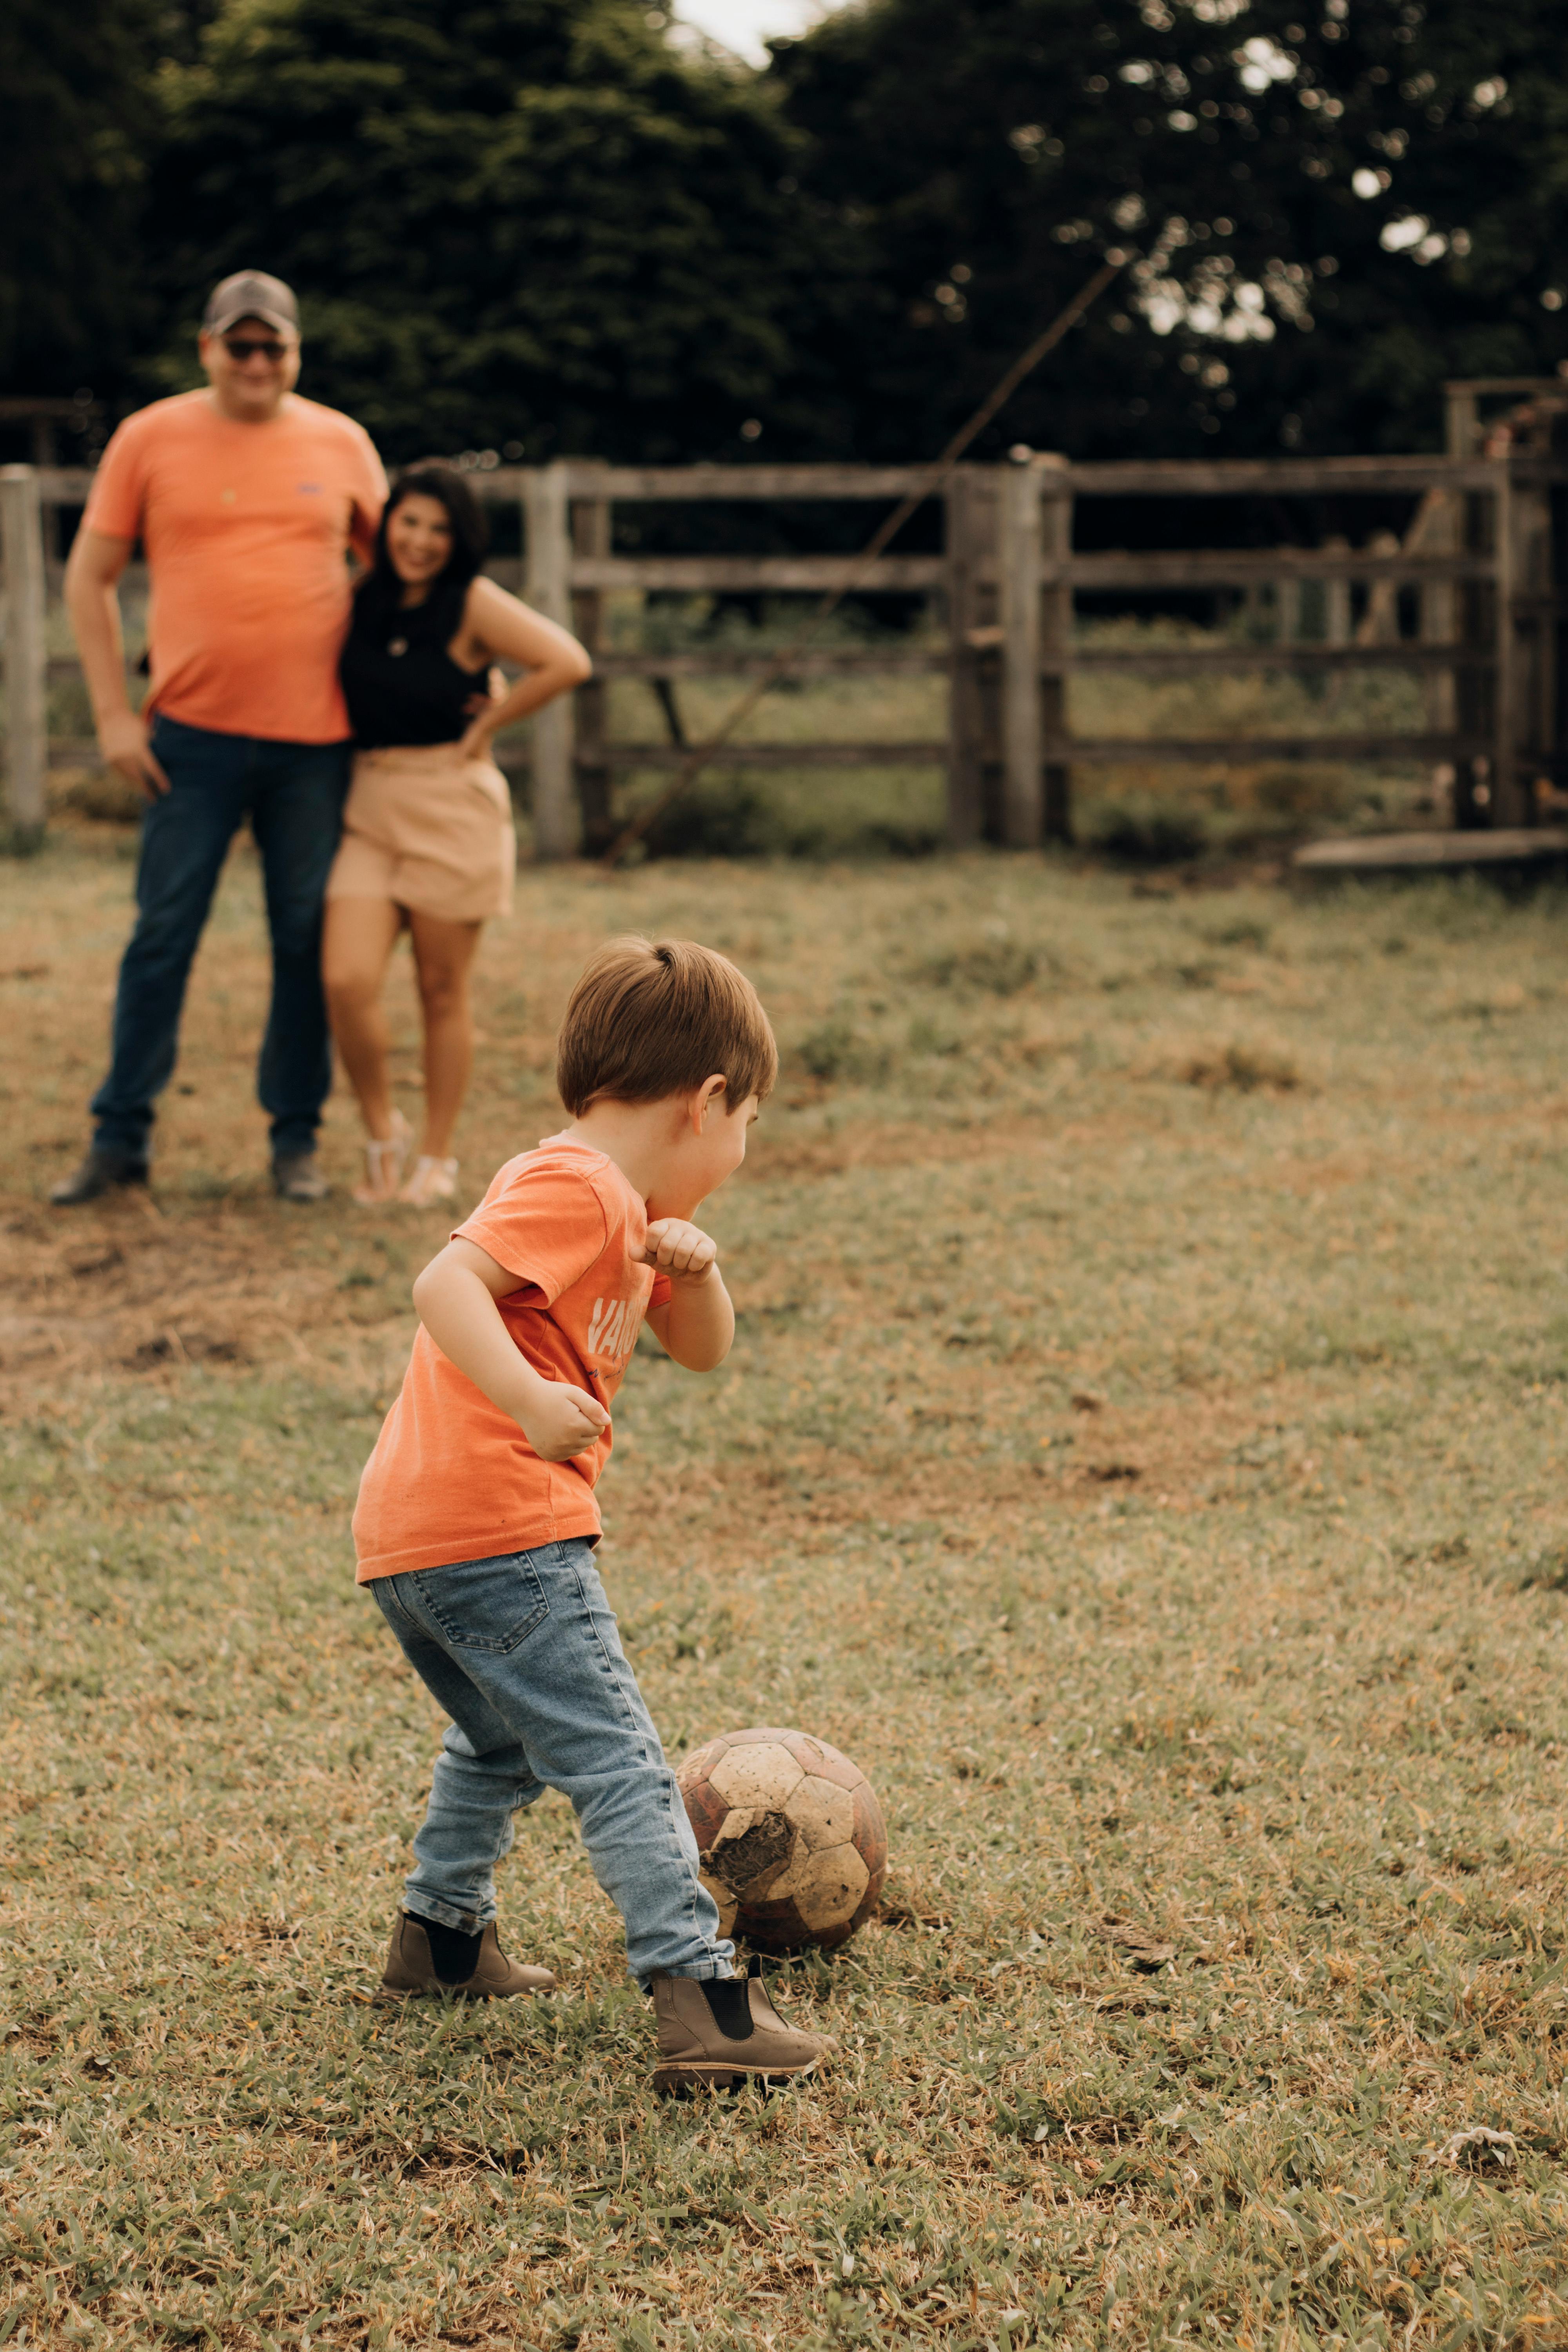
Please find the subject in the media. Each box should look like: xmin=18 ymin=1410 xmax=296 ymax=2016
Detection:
xmin=764 ymin=0 xmax=1568 ymax=461
xmin=0 ymin=0 xmax=164 ymax=401
xmin=143 ymin=0 xmax=811 ymax=460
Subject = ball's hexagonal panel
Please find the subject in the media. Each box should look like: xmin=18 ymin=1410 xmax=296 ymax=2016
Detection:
xmin=781 ymin=1733 xmax=864 ymax=1792
xmin=678 ymin=1772 xmax=731 ymax=1857
xmin=708 ymin=1742 xmax=804 ymax=1810
xmin=789 ymin=1773 xmax=859 ymax=1852
xmin=784 ymin=1841 xmax=869 ymax=1929
xmin=852 ymin=1779 xmax=888 ymax=1884
xmin=740 ymin=1893 xmax=814 ymax=1951
xmin=679 ymin=1735 xmax=731 ymax=1786
xmin=723 ymin=1726 xmax=800 ymax=1747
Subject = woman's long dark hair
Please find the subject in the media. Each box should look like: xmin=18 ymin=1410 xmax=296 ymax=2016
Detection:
xmin=356 ymin=463 xmax=488 ymax=640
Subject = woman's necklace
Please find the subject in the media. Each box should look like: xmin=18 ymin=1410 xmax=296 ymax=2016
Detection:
xmin=388 ymin=634 xmax=408 ymax=658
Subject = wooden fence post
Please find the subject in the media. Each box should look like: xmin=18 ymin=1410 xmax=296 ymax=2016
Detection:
xmin=1491 ymin=461 xmax=1526 ymax=826
xmin=523 ymin=459 xmax=577 ymax=859
xmin=1038 ymin=455 xmax=1073 ymax=843
xmin=944 ymin=467 xmax=987 ymax=844
xmin=1446 ymin=384 xmax=1479 ymax=462
xmin=1322 ymin=537 xmax=1352 ymax=649
xmin=1486 ymin=445 xmax=1557 ymax=826
xmin=1512 ymin=443 xmax=1554 ymax=820
xmin=1 ymin=465 xmax=47 ymax=844
xmin=570 ymin=465 xmax=613 ymax=853
xmin=999 ymin=457 xmax=1043 ymax=847
xmin=1406 ymin=487 xmax=1459 ymax=760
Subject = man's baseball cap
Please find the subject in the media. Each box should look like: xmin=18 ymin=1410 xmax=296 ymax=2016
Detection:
xmin=201 ymin=271 xmax=300 ymax=339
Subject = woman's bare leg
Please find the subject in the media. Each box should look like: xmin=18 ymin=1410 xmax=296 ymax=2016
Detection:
xmin=322 ymin=897 xmax=405 ymax=1143
xmin=407 ymin=911 xmax=484 ymax=1159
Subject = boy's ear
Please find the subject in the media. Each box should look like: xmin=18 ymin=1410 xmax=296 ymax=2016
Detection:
xmin=693 ymin=1073 xmax=728 ymax=1129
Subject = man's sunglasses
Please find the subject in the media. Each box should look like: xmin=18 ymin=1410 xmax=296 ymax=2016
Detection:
xmin=222 ymin=336 xmax=290 ymax=363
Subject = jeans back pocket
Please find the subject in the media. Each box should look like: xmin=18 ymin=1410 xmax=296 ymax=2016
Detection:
xmin=411 ymin=1550 xmax=551 ymax=1654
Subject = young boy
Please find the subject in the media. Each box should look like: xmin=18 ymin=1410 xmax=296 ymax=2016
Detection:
xmin=353 ymin=936 xmax=827 ymax=2092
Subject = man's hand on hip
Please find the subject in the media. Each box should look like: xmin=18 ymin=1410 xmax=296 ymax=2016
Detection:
xmin=98 ymin=711 xmax=171 ymax=800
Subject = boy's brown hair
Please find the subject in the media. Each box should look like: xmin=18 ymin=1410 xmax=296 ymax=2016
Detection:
xmin=556 ymin=936 xmax=778 ymax=1116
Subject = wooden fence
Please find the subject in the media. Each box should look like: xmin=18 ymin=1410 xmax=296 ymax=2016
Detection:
xmin=5 ymin=375 xmax=1566 ymax=854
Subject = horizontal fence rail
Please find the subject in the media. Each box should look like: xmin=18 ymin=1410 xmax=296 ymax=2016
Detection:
xmin=1053 ymin=732 xmax=1490 ymax=765
xmin=7 ymin=395 xmax=1568 ymax=851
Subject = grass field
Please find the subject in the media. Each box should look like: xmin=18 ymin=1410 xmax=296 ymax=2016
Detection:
xmin=6 ymin=822 xmax=1568 ymax=2349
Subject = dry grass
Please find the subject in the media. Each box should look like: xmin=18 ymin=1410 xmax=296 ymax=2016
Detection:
xmin=7 ymin=824 xmax=1568 ymax=2348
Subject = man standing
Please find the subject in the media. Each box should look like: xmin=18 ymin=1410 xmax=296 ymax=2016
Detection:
xmin=54 ymin=270 xmax=387 ymax=1205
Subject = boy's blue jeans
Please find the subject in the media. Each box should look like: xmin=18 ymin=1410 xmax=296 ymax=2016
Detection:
xmin=369 ymin=1541 xmax=736 ymax=1991
xmin=89 ymin=713 xmax=349 ymax=1162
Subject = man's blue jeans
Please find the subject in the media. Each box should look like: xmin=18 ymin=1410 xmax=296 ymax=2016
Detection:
xmin=90 ymin=714 xmax=349 ymax=1161
xmin=369 ymin=1541 xmax=736 ymax=1991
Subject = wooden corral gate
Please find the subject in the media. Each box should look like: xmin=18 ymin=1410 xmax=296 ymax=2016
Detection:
xmin=3 ymin=375 xmax=1565 ymax=855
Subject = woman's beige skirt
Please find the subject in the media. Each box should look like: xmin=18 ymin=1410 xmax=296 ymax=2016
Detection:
xmin=327 ymin=745 xmax=515 ymax=924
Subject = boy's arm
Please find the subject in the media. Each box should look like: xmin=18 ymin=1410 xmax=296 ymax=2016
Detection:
xmin=641 ymin=1220 xmax=735 ymax=1373
xmin=411 ymin=1238 xmax=609 ymax=1461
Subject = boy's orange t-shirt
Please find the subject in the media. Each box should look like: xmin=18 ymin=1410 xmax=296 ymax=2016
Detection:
xmin=352 ymin=1138 xmax=671 ymax=1582
xmin=82 ymin=390 xmax=387 ymax=744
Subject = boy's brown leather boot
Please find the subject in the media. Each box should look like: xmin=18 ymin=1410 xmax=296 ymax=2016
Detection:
xmin=378 ymin=1912 xmax=555 ymax=2001
xmin=650 ymin=1957 xmax=828 ymax=2094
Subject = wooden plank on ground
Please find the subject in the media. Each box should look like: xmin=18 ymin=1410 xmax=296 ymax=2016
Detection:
xmin=1294 ymin=828 xmax=1568 ymax=872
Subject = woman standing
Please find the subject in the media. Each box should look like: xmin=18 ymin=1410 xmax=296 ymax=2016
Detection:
xmin=324 ymin=466 xmax=590 ymax=1205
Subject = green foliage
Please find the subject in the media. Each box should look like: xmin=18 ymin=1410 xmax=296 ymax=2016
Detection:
xmin=140 ymin=0 xmax=807 ymax=458
xmin=0 ymin=0 xmax=164 ymax=395
xmin=9 ymin=0 xmax=1568 ymax=469
xmin=768 ymin=0 xmax=1568 ymax=460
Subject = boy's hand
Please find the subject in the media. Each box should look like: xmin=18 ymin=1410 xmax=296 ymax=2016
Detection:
xmin=519 ymin=1380 xmax=610 ymax=1462
xmin=641 ymin=1219 xmax=718 ymax=1284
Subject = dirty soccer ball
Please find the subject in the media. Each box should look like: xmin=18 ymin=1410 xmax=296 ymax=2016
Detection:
xmin=676 ymin=1726 xmax=887 ymax=1952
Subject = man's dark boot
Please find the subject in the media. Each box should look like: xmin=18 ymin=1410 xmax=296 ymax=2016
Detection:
xmin=377 ymin=1912 xmax=555 ymax=2002
xmin=272 ymin=1150 xmax=329 ymax=1202
xmin=50 ymin=1147 xmax=149 ymax=1207
xmin=650 ymin=1957 xmax=830 ymax=2094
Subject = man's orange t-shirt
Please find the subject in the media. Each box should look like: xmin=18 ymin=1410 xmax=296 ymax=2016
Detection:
xmin=353 ymin=1139 xmax=672 ymax=1582
xmin=82 ymin=390 xmax=387 ymax=743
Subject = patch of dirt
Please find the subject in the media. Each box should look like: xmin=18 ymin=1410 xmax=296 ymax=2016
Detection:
xmin=0 ymin=1206 xmax=373 ymax=1402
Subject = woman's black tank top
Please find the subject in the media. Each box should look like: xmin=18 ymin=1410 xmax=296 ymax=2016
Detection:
xmin=341 ymin=580 xmax=488 ymax=749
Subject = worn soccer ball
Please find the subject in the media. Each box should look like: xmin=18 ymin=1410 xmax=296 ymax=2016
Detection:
xmin=676 ymin=1726 xmax=887 ymax=1953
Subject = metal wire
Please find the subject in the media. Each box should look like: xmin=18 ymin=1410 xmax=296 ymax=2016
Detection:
xmin=601 ymin=253 xmax=1125 ymax=867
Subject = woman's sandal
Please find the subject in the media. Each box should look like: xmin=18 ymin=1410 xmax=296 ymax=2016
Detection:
xmin=353 ymin=1110 xmax=412 ymax=1206
xmin=400 ymin=1155 xmax=459 ymax=1208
